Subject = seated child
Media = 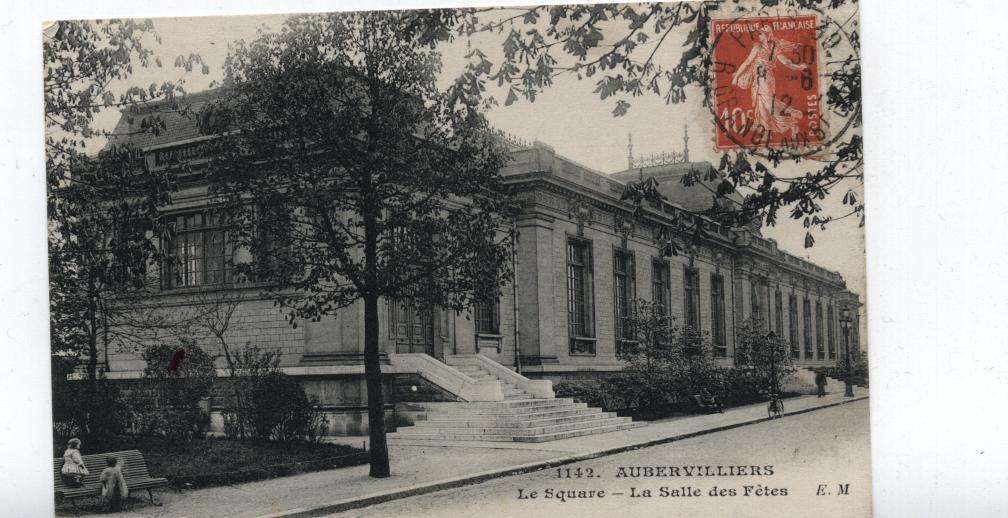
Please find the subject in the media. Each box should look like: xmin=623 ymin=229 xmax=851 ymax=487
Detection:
xmin=60 ymin=438 xmax=89 ymax=487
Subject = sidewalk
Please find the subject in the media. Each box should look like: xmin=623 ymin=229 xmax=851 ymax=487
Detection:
xmin=81 ymin=388 xmax=867 ymax=518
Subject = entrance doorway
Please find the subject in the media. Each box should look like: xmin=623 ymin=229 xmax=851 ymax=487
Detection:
xmin=391 ymin=299 xmax=436 ymax=357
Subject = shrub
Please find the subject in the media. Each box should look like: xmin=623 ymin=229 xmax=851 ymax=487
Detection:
xmin=716 ymin=367 xmax=765 ymax=406
xmin=733 ymin=318 xmax=796 ymax=396
xmin=130 ymin=339 xmax=216 ymax=443
xmin=554 ymin=379 xmax=627 ymax=412
xmin=249 ymin=372 xmax=328 ymax=442
xmin=817 ymin=350 xmax=869 ymax=387
xmin=665 ymin=325 xmax=721 ymax=404
xmin=52 ymin=356 xmax=130 ymax=449
xmin=220 ymin=345 xmax=283 ymax=440
xmin=614 ymin=300 xmax=677 ymax=411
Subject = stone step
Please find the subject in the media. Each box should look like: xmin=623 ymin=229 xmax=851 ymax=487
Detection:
xmin=415 ymin=411 xmax=618 ymax=429
xmin=398 ymin=417 xmax=633 ymax=437
xmin=418 ymin=404 xmax=591 ymax=418
xmin=514 ymin=421 xmax=647 ymax=443
xmin=424 ymin=406 xmax=602 ymax=421
xmin=388 ymin=421 xmax=645 ymax=443
xmin=416 ymin=399 xmax=578 ymax=410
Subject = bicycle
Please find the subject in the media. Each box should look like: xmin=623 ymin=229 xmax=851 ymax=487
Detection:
xmin=767 ymin=395 xmax=784 ymax=419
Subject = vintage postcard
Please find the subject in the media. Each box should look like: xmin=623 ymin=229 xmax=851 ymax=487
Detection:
xmin=45 ymin=1 xmax=868 ymax=516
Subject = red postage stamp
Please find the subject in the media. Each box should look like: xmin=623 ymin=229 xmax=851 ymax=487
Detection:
xmin=711 ymin=15 xmax=823 ymax=151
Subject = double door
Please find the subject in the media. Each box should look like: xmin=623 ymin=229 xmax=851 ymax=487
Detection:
xmin=392 ymin=299 xmax=448 ymax=359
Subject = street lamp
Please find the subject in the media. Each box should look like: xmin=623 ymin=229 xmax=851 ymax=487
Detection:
xmin=840 ymin=307 xmax=854 ymax=397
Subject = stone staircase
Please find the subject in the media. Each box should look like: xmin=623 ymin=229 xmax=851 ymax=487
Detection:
xmin=388 ymin=398 xmax=643 ymax=443
xmin=453 ymin=363 xmax=533 ymax=400
xmin=387 ymin=354 xmax=644 ymax=443
xmin=785 ymin=367 xmax=862 ymax=395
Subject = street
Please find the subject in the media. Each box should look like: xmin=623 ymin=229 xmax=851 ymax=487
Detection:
xmin=334 ymin=399 xmax=871 ymax=518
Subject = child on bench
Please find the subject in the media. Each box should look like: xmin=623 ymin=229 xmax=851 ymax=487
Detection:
xmin=99 ymin=456 xmax=129 ymax=512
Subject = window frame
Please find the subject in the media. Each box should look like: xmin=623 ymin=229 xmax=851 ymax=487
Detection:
xmin=161 ymin=211 xmax=232 ymax=290
xmin=774 ymin=288 xmax=784 ymax=336
xmin=710 ymin=272 xmax=727 ymax=358
xmin=613 ymin=247 xmax=636 ymax=344
xmin=788 ymin=294 xmax=800 ymax=359
xmin=816 ymin=300 xmax=825 ymax=360
xmin=827 ymin=303 xmax=836 ymax=359
xmin=566 ymin=236 xmax=596 ymax=355
xmin=474 ymin=297 xmax=501 ymax=336
xmin=803 ymin=296 xmax=813 ymax=360
xmin=683 ymin=265 xmax=701 ymax=331
xmin=651 ymin=258 xmax=670 ymax=318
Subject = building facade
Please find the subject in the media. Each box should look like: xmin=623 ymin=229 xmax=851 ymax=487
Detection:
xmin=94 ymin=96 xmax=862 ymax=435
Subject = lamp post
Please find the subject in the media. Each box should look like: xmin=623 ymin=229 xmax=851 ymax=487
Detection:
xmin=840 ymin=307 xmax=854 ymax=397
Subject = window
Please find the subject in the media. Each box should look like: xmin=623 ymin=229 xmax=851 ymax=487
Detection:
xmin=613 ymin=249 xmax=636 ymax=345
xmin=162 ymin=212 xmax=231 ymax=289
xmin=827 ymin=303 xmax=836 ymax=359
xmin=750 ymin=279 xmax=761 ymax=324
xmin=567 ymin=237 xmax=595 ymax=354
xmin=253 ymin=202 xmax=291 ymax=283
xmin=651 ymin=259 xmax=670 ymax=317
xmin=711 ymin=273 xmax=727 ymax=358
xmin=803 ymin=297 xmax=813 ymax=360
xmin=683 ymin=265 xmax=701 ymax=330
xmin=474 ymin=298 xmax=500 ymax=335
xmin=774 ymin=289 xmax=784 ymax=336
xmin=788 ymin=294 xmax=799 ymax=359
xmin=764 ymin=283 xmax=772 ymax=329
xmin=613 ymin=250 xmax=636 ymax=356
xmin=816 ymin=301 xmax=825 ymax=360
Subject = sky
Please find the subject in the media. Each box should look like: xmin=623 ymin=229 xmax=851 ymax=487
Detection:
xmin=77 ymin=10 xmax=867 ymax=338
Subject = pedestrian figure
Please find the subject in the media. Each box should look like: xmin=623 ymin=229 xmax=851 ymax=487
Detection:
xmin=60 ymin=438 xmax=89 ymax=488
xmin=99 ymin=456 xmax=129 ymax=512
xmin=814 ymin=371 xmax=827 ymax=398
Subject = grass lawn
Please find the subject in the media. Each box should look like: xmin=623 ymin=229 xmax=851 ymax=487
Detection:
xmin=144 ymin=437 xmax=368 ymax=488
xmin=54 ymin=436 xmax=368 ymax=514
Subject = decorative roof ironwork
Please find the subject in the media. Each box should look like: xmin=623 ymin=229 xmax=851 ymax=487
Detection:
xmin=493 ymin=129 xmax=531 ymax=148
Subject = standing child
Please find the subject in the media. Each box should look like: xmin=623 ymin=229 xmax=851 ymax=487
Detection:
xmin=99 ymin=456 xmax=129 ymax=512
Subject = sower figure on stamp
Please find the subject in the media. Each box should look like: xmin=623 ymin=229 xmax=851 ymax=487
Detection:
xmin=731 ymin=24 xmax=809 ymax=139
xmin=815 ymin=371 xmax=828 ymax=398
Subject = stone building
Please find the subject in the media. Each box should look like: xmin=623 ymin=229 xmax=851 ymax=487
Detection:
xmin=93 ymin=92 xmax=862 ymax=437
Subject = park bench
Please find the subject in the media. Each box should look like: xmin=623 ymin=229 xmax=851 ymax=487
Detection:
xmin=53 ymin=449 xmax=168 ymax=507
xmin=690 ymin=394 xmax=724 ymax=414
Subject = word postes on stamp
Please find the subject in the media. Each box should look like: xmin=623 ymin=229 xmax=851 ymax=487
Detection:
xmin=711 ymin=15 xmax=823 ymax=152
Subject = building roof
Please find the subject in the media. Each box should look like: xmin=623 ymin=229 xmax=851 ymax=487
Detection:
xmin=609 ymin=162 xmax=744 ymax=214
xmin=103 ymin=89 xmax=222 ymax=151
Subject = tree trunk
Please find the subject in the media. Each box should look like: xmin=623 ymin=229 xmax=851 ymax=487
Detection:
xmin=363 ymin=203 xmax=390 ymax=478
xmin=363 ymin=292 xmax=390 ymax=477
xmin=84 ymin=277 xmax=100 ymax=435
